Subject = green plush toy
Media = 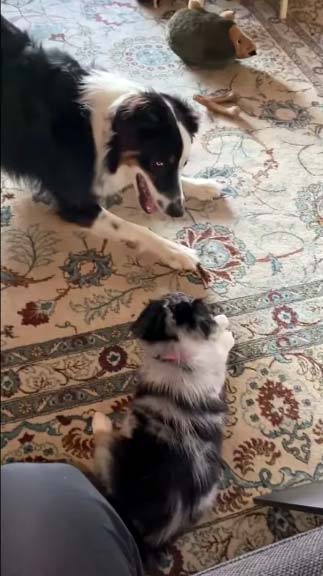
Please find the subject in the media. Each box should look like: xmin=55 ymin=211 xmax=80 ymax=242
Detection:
xmin=167 ymin=0 xmax=257 ymax=68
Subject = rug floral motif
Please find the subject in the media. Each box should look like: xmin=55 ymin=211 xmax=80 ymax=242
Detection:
xmin=1 ymin=0 xmax=323 ymax=574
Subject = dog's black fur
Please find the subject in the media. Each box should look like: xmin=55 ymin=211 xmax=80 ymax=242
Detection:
xmin=1 ymin=16 xmax=199 ymax=225
xmin=1 ymin=16 xmax=100 ymax=226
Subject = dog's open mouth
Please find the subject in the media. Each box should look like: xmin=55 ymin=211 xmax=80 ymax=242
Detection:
xmin=136 ymin=174 xmax=158 ymax=214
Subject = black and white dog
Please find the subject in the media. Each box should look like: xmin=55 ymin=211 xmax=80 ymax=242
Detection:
xmin=93 ymin=293 xmax=234 ymax=549
xmin=1 ymin=16 xmax=219 ymax=272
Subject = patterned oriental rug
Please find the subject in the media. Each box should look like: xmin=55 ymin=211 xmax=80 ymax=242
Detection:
xmin=1 ymin=0 xmax=323 ymax=574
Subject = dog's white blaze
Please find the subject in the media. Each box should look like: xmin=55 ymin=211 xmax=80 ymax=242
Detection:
xmin=163 ymin=98 xmax=191 ymax=208
xmin=177 ymin=121 xmax=192 ymax=169
xmin=177 ymin=121 xmax=192 ymax=206
xmin=162 ymin=97 xmax=191 ymax=169
xmin=80 ymin=70 xmax=141 ymax=114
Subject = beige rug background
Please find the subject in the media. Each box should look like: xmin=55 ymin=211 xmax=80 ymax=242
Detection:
xmin=1 ymin=0 xmax=323 ymax=574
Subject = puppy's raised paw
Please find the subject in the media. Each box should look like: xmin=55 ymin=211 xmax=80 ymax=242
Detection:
xmin=222 ymin=330 xmax=235 ymax=352
xmin=215 ymin=314 xmax=229 ymax=330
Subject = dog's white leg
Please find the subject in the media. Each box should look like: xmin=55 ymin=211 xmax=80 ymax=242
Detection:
xmin=181 ymin=177 xmax=221 ymax=200
xmin=88 ymin=208 xmax=200 ymax=272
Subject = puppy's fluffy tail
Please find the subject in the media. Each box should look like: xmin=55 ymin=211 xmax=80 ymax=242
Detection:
xmin=92 ymin=412 xmax=113 ymax=482
xmin=92 ymin=411 xmax=113 ymax=444
xmin=1 ymin=16 xmax=31 ymax=60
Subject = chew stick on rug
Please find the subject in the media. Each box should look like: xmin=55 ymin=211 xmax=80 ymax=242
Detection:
xmin=193 ymin=92 xmax=241 ymax=118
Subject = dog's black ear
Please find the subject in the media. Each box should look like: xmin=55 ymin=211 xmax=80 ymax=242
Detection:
xmin=132 ymin=301 xmax=175 ymax=342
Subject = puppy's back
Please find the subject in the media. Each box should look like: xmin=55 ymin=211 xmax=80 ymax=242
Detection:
xmin=106 ymin=388 xmax=225 ymax=549
xmin=111 ymin=419 xmax=191 ymax=547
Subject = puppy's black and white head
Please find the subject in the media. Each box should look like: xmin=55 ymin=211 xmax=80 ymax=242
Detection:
xmin=132 ymin=292 xmax=218 ymax=343
xmin=106 ymin=93 xmax=199 ymax=218
xmin=132 ymin=292 xmax=233 ymax=379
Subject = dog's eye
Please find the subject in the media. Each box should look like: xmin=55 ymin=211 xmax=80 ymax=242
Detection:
xmin=153 ymin=161 xmax=164 ymax=168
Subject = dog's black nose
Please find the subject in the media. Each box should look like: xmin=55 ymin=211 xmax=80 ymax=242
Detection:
xmin=166 ymin=201 xmax=184 ymax=218
xmin=250 ymin=50 xmax=257 ymax=56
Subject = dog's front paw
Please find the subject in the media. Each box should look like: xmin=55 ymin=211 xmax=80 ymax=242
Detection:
xmin=169 ymin=244 xmax=200 ymax=272
xmin=182 ymin=177 xmax=221 ymax=200
xmin=199 ymin=181 xmax=222 ymax=200
xmin=160 ymin=240 xmax=200 ymax=272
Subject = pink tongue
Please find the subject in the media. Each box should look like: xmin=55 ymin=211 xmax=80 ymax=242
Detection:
xmin=137 ymin=174 xmax=158 ymax=214
xmin=145 ymin=193 xmax=158 ymax=214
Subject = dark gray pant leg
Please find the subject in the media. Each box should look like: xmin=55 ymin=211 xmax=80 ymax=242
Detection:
xmin=1 ymin=463 xmax=144 ymax=576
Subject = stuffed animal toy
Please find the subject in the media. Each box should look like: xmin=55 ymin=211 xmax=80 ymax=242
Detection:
xmin=167 ymin=0 xmax=256 ymax=68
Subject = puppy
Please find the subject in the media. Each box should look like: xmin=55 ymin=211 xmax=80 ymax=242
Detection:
xmin=1 ymin=16 xmax=220 ymax=274
xmin=92 ymin=292 xmax=234 ymax=550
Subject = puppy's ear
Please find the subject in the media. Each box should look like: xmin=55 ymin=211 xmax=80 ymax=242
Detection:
xmin=132 ymin=301 xmax=174 ymax=342
xmin=172 ymin=301 xmax=193 ymax=326
xmin=192 ymin=298 xmax=216 ymax=337
xmin=206 ymin=301 xmax=223 ymax=315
